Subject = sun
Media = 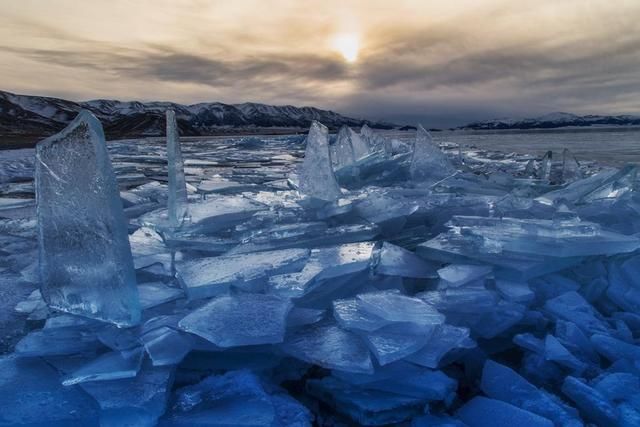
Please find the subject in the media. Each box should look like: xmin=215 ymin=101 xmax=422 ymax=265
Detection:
xmin=331 ymin=33 xmax=360 ymax=63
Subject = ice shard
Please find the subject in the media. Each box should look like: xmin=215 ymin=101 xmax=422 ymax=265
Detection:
xmin=561 ymin=148 xmax=583 ymax=183
xmin=35 ymin=111 xmax=140 ymax=326
xmin=331 ymin=126 xmax=357 ymax=169
xmin=166 ymin=109 xmax=189 ymax=228
xmin=409 ymin=124 xmax=456 ymax=181
xmin=297 ymin=121 xmax=342 ymax=201
xmin=540 ymin=150 xmax=552 ymax=181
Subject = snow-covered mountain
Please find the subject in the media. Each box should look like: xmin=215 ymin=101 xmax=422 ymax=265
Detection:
xmin=460 ymin=112 xmax=640 ymax=130
xmin=0 ymin=90 xmax=396 ymax=138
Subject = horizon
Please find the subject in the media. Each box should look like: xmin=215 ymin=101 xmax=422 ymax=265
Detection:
xmin=1 ymin=0 xmax=640 ymax=127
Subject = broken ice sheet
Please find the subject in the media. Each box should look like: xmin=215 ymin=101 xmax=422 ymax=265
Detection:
xmin=297 ymin=121 xmax=342 ymax=201
xmin=176 ymin=248 xmax=309 ymax=299
xmin=179 ymin=293 xmax=292 ymax=347
xmin=0 ymin=357 xmax=100 ymax=426
xmin=282 ymin=324 xmax=373 ymax=373
xmin=62 ymin=348 xmax=144 ymax=385
xmin=35 ymin=111 xmax=140 ymax=326
xmin=370 ymin=241 xmax=438 ymax=278
xmin=409 ymin=124 xmax=456 ymax=181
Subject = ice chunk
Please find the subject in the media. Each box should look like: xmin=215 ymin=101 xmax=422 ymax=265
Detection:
xmin=331 ymin=125 xmax=356 ymax=169
xmin=35 ymin=111 xmax=140 ymax=326
xmin=437 ymin=264 xmax=492 ymax=288
xmin=356 ymin=290 xmax=445 ymax=326
xmin=297 ymin=121 xmax=342 ymax=201
xmin=360 ymin=124 xmax=386 ymax=153
xmin=307 ymin=376 xmax=424 ymax=425
xmin=561 ymin=376 xmax=620 ymax=427
xmin=544 ymin=334 xmax=587 ymax=373
xmin=561 ymin=148 xmax=583 ymax=183
xmin=140 ymin=326 xmax=193 ymax=366
xmin=62 ymin=348 xmax=144 ymax=385
xmin=0 ymin=357 xmax=100 ymax=425
xmin=15 ymin=324 xmax=102 ymax=356
xmin=607 ymin=256 xmax=640 ymax=314
xmin=539 ymin=150 xmax=552 ymax=181
xmin=179 ymin=293 xmax=292 ymax=347
xmin=495 ymin=279 xmax=534 ymax=303
xmin=409 ymin=125 xmax=456 ymax=181
xmin=138 ymin=281 xmax=183 ymax=309
xmin=166 ymin=109 xmax=189 ymax=228
xmin=407 ymin=324 xmax=475 ymax=368
xmin=457 ymin=396 xmax=554 ymax=427
xmin=544 ymin=291 xmax=609 ymax=334
xmin=481 ymin=360 xmax=580 ymax=427
xmin=177 ymin=248 xmax=309 ymax=299
xmin=164 ymin=370 xmax=276 ymax=426
xmin=365 ymin=323 xmax=435 ymax=365
xmin=80 ymin=360 xmax=174 ymax=427
xmin=333 ymin=297 xmax=390 ymax=332
xmin=371 ymin=241 xmax=437 ymax=278
xmin=282 ymin=324 xmax=373 ymax=373
xmin=591 ymin=333 xmax=640 ymax=362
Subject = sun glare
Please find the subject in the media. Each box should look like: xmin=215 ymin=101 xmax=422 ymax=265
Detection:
xmin=331 ymin=33 xmax=360 ymax=63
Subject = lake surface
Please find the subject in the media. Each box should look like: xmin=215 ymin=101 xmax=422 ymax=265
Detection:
xmin=428 ymin=127 xmax=640 ymax=166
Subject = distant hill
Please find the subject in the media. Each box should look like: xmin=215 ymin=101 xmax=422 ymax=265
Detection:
xmin=459 ymin=112 xmax=640 ymax=130
xmin=0 ymin=90 xmax=398 ymax=139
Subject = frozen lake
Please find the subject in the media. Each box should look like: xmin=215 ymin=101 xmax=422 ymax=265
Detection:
xmin=430 ymin=127 xmax=640 ymax=166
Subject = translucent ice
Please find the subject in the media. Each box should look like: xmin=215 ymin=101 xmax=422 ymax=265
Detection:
xmin=561 ymin=376 xmax=620 ymax=427
xmin=409 ymin=125 xmax=456 ymax=181
xmin=177 ymin=248 xmax=309 ymax=299
xmin=540 ymin=150 xmax=552 ymax=181
xmin=297 ymin=121 xmax=342 ymax=201
xmin=481 ymin=360 xmax=580 ymax=427
xmin=35 ymin=111 xmax=140 ymax=326
xmin=179 ymin=293 xmax=292 ymax=347
xmin=331 ymin=125 xmax=357 ymax=169
xmin=282 ymin=324 xmax=373 ymax=373
xmin=437 ymin=264 xmax=492 ymax=288
xmin=457 ymin=396 xmax=554 ymax=427
xmin=62 ymin=348 xmax=144 ymax=385
xmin=370 ymin=241 xmax=438 ymax=278
xmin=356 ymin=290 xmax=445 ymax=326
xmin=561 ymin=148 xmax=583 ymax=183
xmin=0 ymin=357 xmax=100 ymax=425
xmin=166 ymin=109 xmax=189 ymax=228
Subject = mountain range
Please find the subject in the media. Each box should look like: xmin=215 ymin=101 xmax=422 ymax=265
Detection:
xmin=460 ymin=112 xmax=640 ymax=130
xmin=0 ymin=90 xmax=396 ymax=139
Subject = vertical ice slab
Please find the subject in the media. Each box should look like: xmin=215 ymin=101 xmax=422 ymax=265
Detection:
xmin=166 ymin=109 xmax=189 ymax=228
xmin=409 ymin=124 xmax=455 ymax=181
xmin=331 ymin=125 xmax=357 ymax=169
xmin=298 ymin=121 xmax=342 ymax=201
xmin=35 ymin=110 xmax=140 ymax=326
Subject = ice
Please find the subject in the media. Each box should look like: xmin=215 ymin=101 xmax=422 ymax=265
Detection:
xmin=297 ymin=121 xmax=342 ymax=201
xmin=371 ymin=241 xmax=438 ymax=278
xmin=0 ymin=356 xmax=100 ymax=426
xmin=8 ymin=118 xmax=640 ymax=424
xmin=562 ymin=148 xmax=583 ymax=183
xmin=481 ymin=360 xmax=580 ymax=426
xmin=282 ymin=324 xmax=373 ymax=373
xmin=457 ymin=396 xmax=554 ymax=427
xmin=80 ymin=361 xmax=174 ymax=427
xmin=356 ymin=290 xmax=445 ymax=326
xmin=561 ymin=376 xmax=620 ymax=427
xmin=177 ymin=248 xmax=309 ymax=299
xmin=166 ymin=109 xmax=189 ymax=228
xmin=35 ymin=111 xmax=140 ymax=326
xmin=540 ymin=150 xmax=552 ymax=181
xmin=409 ymin=125 xmax=456 ymax=181
xmin=437 ymin=264 xmax=492 ymax=288
xmin=62 ymin=348 xmax=144 ymax=385
xmin=179 ymin=293 xmax=292 ymax=347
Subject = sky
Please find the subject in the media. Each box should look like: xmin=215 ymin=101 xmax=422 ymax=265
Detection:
xmin=1 ymin=0 xmax=639 ymax=127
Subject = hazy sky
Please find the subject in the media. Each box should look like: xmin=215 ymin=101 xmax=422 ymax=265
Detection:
xmin=1 ymin=0 xmax=639 ymax=126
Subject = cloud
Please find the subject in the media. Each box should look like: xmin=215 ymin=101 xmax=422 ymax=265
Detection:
xmin=1 ymin=0 xmax=640 ymax=126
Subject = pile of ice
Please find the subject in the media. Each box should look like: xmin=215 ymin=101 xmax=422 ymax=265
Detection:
xmin=2 ymin=110 xmax=640 ymax=426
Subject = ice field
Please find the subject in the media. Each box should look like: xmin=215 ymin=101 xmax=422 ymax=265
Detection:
xmin=1 ymin=111 xmax=640 ymax=426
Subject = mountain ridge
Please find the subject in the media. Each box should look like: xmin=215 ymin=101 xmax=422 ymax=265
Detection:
xmin=0 ymin=90 xmax=398 ymax=139
xmin=459 ymin=112 xmax=640 ymax=130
